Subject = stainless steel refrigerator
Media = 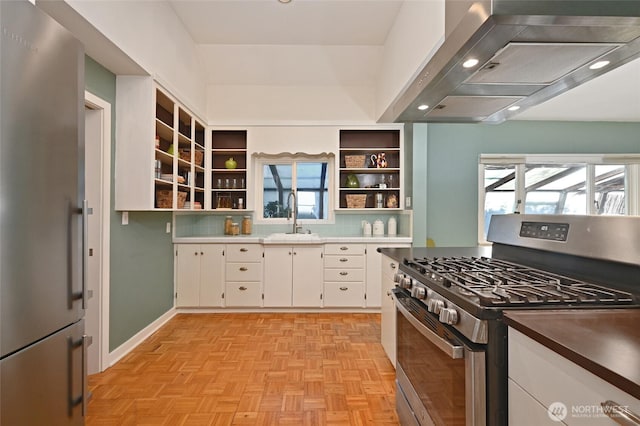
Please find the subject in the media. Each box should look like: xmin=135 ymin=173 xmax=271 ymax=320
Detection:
xmin=1 ymin=1 xmax=89 ymax=424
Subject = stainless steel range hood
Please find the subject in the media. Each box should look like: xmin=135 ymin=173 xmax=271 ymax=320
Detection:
xmin=380 ymin=0 xmax=640 ymax=124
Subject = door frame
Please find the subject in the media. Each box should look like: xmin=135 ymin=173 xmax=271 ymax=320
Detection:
xmin=84 ymin=91 xmax=111 ymax=372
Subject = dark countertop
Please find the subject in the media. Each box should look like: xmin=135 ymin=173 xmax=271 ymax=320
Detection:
xmin=377 ymin=246 xmax=492 ymax=262
xmin=504 ymin=309 xmax=640 ymax=399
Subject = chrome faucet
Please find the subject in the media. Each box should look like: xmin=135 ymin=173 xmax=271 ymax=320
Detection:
xmin=287 ymin=191 xmax=301 ymax=234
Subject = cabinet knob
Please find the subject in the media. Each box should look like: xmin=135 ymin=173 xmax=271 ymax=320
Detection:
xmin=390 ymin=263 xmax=396 ymax=269
xmin=340 ymin=246 xmax=349 ymax=251
xmin=339 ymin=272 xmax=349 ymax=276
xmin=194 ymin=252 xmax=198 ymax=256
xmin=339 ymin=286 xmax=348 ymax=291
xmin=239 ymin=286 xmax=247 ymax=291
xmin=339 ymin=258 xmax=348 ymax=262
xmin=200 ymin=252 xmax=204 ymax=256
xmin=240 ymin=248 xmax=248 ymax=252
xmin=293 ymin=252 xmax=297 ymax=255
xmin=239 ymin=267 xmax=248 ymax=271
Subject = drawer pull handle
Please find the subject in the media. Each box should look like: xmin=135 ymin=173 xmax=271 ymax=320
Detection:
xmin=239 ymin=286 xmax=247 ymax=291
xmin=240 ymin=248 xmax=249 ymax=252
xmin=601 ymin=400 xmax=640 ymax=425
xmin=340 ymin=272 xmax=349 ymax=276
xmin=390 ymin=263 xmax=396 ymax=269
xmin=239 ymin=267 xmax=248 ymax=271
xmin=340 ymin=246 xmax=348 ymax=251
xmin=339 ymin=287 xmax=348 ymax=291
xmin=339 ymin=258 xmax=348 ymax=262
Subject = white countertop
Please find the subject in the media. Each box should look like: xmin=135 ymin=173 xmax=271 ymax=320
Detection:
xmin=173 ymin=235 xmax=413 ymax=244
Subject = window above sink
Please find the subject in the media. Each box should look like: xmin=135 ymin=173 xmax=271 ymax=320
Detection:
xmin=254 ymin=153 xmax=335 ymax=224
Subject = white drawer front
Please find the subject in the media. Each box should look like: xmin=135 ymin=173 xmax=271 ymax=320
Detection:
xmin=324 ymin=255 xmax=365 ymax=269
xmin=323 ymin=282 xmax=364 ymax=307
xmin=381 ymin=254 xmax=400 ymax=280
xmin=226 ymin=244 xmax=263 ymax=262
xmin=324 ymin=244 xmax=365 ymax=256
xmin=508 ymin=328 xmax=638 ymax=426
xmin=225 ymin=283 xmax=261 ymax=307
xmin=225 ymin=262 xmax=262 ymax=282
xmin=324 ymin=269 xmax=365 ymax=282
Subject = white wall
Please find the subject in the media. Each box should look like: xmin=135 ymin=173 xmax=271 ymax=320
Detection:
xmin=207 ymin=85 xmax=376 ymax=125
xmin=202 ymin=44 xmax=382 ymax=124
xmin=65 ymin=0 xmax=207 ymax=116
xmin=375 ymin=0 xmax=445 ymax=121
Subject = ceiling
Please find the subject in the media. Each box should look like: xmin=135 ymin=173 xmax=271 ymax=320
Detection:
xmin=169 ymin=0 xmax=640 ymax=122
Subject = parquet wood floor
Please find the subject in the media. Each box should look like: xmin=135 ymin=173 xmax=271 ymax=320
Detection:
xmin=87 ymin=313 xmax=399 ymax=426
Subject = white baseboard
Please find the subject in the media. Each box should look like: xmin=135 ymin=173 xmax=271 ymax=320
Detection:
xmin=107 ymin=308 xmax=176 ymax=367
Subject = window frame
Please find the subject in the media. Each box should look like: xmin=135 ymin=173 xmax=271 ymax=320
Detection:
xmin=253 ymin=153 xmax=335 ymax=224
xmin=478 ymin=154 xmax=640 ymax=244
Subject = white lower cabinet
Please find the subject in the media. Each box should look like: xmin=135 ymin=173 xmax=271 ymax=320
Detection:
xmin=323 ymin=244 xmax=365 ymax=307
xmin=263 ymin=245 xmax=324 ymax=307
xmin=224 ymin=244 xmax=263 ymax=307
xmin=379 ymin=252 xmax=401 ymax=366
xmin=366 ymin=243 xmax=410 ymax=308
xmin=175 ymin=244 xmax=224 ymax=307
xmin=508 ymin=327 xmax=639 ymax=426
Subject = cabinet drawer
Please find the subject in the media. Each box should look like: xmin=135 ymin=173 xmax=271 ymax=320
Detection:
xmin=226 ymin=244 xmax=263 ymax=262
xmin=324 ymin=244 xmax=365 ymax=256
xmin=381 ymin=254 xmax=400 ymax=280
xmin=225 ymin=282 xmax=261 ymax=307
xmin=323 ymin=282 xmax=364 ymax=307
xmin=324 ymin=268 xmax=365 ymax=282
xmin=225 ymin=262 xmax=262 ymax=282
xmin=508 ymin=328 xmax=639 ymax=426
xmin=324 ymin=255 xmax=365 ymax=269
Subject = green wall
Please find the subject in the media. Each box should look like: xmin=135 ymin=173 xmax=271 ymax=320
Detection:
xmin=412 ymin=121 xmax=640 ymax=247
xmin=85 ymin=57 xmax=174 ymax=351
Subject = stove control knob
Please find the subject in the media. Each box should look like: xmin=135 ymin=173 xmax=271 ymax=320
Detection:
xmin=439 ymin=308 xmax=459 ymax=325
xmin=400 ymin=277 xmax=413 ymax=289
xmin=411 ymin=287 xmax=426 ymax=299
xmin=427 ymin=299 xmax=444 ymax=314
xmin=393 ymin=273 xmax=404 ymax=283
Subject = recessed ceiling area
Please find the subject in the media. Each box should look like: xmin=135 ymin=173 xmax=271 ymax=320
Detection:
xmin=168 ymin=0 xmax=640 ymax=122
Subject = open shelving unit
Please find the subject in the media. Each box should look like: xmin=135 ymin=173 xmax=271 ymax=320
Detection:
xmin=153 ymin=88 xmax=206 ymax=210
xmin=211 ymin=130 xmax=248 ymax=211
xmin=338 ymin=129 xmax=402 ymax=210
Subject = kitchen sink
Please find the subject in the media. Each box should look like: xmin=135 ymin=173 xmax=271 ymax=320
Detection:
xmin=263 ymin=232 xmax=322 ymax=244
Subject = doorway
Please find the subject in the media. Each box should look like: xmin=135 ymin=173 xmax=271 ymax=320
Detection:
xmin=84 ymin=92 xmax=111 ymax=374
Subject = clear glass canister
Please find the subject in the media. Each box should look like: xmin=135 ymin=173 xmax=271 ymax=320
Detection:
xmin=241 ymin=216 xmax=252 ymax=235
xmin=224 ymin=216 xmax=233 ymax=235
xmin=231 ymin=223 xmax=240 ymax=236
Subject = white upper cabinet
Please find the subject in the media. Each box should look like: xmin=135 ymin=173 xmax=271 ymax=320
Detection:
xmin=115 ymin=77 xmax=206 ymax=211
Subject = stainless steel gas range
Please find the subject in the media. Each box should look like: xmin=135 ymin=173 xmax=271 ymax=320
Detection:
xmin=392 ymin=214 xmax=640 ymax=426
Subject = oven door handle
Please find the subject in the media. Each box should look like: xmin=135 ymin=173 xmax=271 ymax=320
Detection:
xmin=396 ymin=298 xmax=464 ymax=359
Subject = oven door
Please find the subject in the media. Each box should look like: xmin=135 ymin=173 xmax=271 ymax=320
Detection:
xmin=394 ymin=289 xmax=486 ymax=426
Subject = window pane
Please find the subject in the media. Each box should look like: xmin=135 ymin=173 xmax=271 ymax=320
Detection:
xmin=524 ymin=165 xmax=586 ymax=214
xmin=595 ymin=165 xmax=625 ymax=215
xmin=296 ymin=162 xmax=329 ymax=219
xmin=263 ymin=164 xmax=292 ymax=218
xmin=483 ymin=165 xmax=516 ymax=239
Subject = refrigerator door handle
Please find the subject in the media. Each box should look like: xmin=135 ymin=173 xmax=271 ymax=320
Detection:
xmin=81 ymin=200 xmax=92 ymax=309
xmin=69 ymin=334 xmax=92 ymax=416
xmin=82 ymin=334 xmax=93 ymax=415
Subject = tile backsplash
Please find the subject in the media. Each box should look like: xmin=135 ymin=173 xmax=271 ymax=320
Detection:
xmin=174 ymin=211 xmax=413 ymax=238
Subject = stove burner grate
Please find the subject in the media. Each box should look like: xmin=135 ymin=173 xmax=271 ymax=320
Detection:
xmin=404 ymin=256 xmax=636 ymax=307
